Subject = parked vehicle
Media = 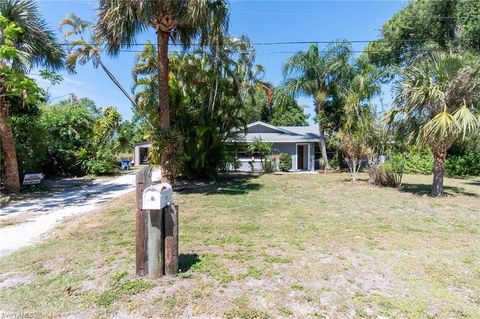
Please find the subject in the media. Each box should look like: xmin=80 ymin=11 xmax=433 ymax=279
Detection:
xmin=118 ymin=160 xmax=131 ymax=171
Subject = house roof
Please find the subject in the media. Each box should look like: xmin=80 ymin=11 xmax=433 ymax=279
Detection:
xmin=233 ymin=121 xmax=320 ymax=143
xmin=134 ymin=122 xmax=321 ymax=147
xmin=134 ymin=141 xmax=152 ymax=147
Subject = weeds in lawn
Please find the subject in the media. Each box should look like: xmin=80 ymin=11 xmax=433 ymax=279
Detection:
xmin=263 ymin=255 xmax=291 ymax=264
xmin=225 ymin=296 xmax=272 ymax=319
xmin=91 ymin=271 xmax=153 ymax=307
xmin=190 ymin=253 xmax=234 ymax=283
xmin=1 ymin=173 xmax=480 ymax=318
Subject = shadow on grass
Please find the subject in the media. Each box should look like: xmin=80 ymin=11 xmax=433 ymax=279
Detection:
xmin=465 ymin=179 xmax=480 ymax=186
xmin=179 ymin=253 xmax=200 ymax=272
xmin=340 ymin=177 xmax=370 ymax=183
xmin=399 ymin=183 xmax=478 ymax=197
xmin=175 ymin=173 xmax=262 ymax=195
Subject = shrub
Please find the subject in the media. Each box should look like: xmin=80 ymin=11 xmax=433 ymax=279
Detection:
xmin=375 ymin=150 xmax=480 ymax=178
xmin=403 ymin=152 xmax=433 ymax=174
xmin=387 ymin=151 xmax=480 ymax=177
xmin=446 ymin=152 xmax=480 ymax=177
xmin=278 ymin=152 xmax=292 ymax=172
xmin=369 ymin=165 xmax=403 ymax=187
xmin=370 ymin=154 xmax=404 ymax=187
xmin=220 ymin=153 xmax=240 ymax=172
xmin=77 ymin=149 xmax=118 ymax=175
xmin=263 ymin=155 xmax=275 ymax=173
xmin=10 ymin=114 xmax=48 ymax=175
xmin=328 ymin=156 xmax=341 ymax=171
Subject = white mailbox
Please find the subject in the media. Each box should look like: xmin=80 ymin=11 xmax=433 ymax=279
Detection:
xmin=142 ymin=183 xmax=173 ymax=210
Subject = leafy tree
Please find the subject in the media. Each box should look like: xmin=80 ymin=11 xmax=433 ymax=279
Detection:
xmin=96 ymin=0 xmax=229 ymax=182
xmin=389 ymin=52 xmax=480 ymax=196
xmin=38 ymin=98 xmax=127 ymax=176
xmin=269 ymin=89 xmax=309 ymax=126
xmin=340 ymin=68 xmax=381 ymax=130
xmin=337 ymin=125 xmax=371 ymax=182
xmin=9 ymin=112 xmax=47 ymax=176
xmin=366 ymin=0 xmax=480 ymax=67
xmin=330 ymin=56 xmax=384 ymax=182
xmin=283 ymin=42 xmax=352 ymax=172
xmin=241 ymin=85 xmax=272 ymax=124
xmin=40 ymin=98 xmax=96 ymax=176
xmin=0 ymin=2 xmax=64 ymax=193
xmin=115 ymin=119 xmax=146 ymax=155
xmin=77 ymin=106 xmax=122 ymax=175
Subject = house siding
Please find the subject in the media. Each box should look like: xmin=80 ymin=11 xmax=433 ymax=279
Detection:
xmin=228 ymin=122 xmax=321 ymax=172
xmin=234 ymin=142 xmax=316 ymax=172
xmin=273 ymin=143 xmax=296 ymax=171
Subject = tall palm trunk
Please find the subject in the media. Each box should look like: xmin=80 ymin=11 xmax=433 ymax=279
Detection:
xmin=156 ymin=29 xmax=172 ymax=183
xmin=431 ymin=145 xmax=447 ymax=197
xmin=157 ymin=30 xmax=170 ymax=130
xmin=0 ymin=79 xmax=20 ymax=193
xmin=315 ymin=101 xmax=329 ymax=173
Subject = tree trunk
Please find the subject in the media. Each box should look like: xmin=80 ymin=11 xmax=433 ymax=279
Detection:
xmin=156 ymin=30 xmax=171 ymax=183
xmin=346 ymin=158 xmax=357 ymax=182
xmin=431 ymin=146 xmax=447 ymax=197
xmin=157 ymin=30 xmax=170 ymax=130
xmin=318 ymin=122 xmax=328 ymax=173
xmin=315 ymin=101 xmax=329 ymax=173
xmin=0 ymin=82 xmax=21 ymax=193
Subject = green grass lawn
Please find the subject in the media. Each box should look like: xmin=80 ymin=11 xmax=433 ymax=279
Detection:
xmin=1 ymin=173 xmax=480 ymax=318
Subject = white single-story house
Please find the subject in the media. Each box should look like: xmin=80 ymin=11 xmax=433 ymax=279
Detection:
xmin=231 ymin=121 xmax=321 ymax=171
xmin=133 ymin=121 xmax=322 ymax=171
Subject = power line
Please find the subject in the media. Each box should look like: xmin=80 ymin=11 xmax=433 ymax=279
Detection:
xmin=47 ymin=93 xmax=73 ymax=100
xmin=61 ymin=47 xmax=460 ymax=55
xmin=57 ymin=38 xmax=448 ymax=47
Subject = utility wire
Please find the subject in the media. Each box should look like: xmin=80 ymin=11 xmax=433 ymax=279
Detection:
xmin=57 ymin=38 xmax=450 ymax=47
xmin=47 ymin=93 xmax=73 ymax=100
xmin=62 ymin=48 xmax=461 ymax=55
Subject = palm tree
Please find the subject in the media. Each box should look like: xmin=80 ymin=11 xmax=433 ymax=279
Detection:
xmin=96 ymin=0 xmax=228 ymax=181
xmin=248 ymin=137 xmax=273 ymax=171
xmin=0 ymin=0 xmax=65 ymax=193
xmin=60 ymin=14 xmax=136 ymax=107
xmin=60 ymin=13 xmax=154 ymax=130
xmin=131 ymin=36 xmax=267 ymax=178
xmin=391 ymin=51 xmax=480 ymax=197
xmin=337 ymin=62 xmax=381 ymax=182
xmin=339 ymin=60 xmax=382 ymax=130
xmin=283 ymin=42 xmax=352 ymax=173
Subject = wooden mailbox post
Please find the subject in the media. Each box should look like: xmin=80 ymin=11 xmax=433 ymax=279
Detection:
xmin=135 ymin=166 xmax=178 ymax=278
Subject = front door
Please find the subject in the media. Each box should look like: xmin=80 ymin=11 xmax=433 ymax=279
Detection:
xmin=297 ymin=145 xmax=304 ymax=170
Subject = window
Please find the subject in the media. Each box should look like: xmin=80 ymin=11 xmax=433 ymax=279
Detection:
xmin=227 ymin=143 xmax=263 ymax=160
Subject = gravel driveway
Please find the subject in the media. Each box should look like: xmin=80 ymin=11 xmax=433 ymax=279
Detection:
xmin=0 ymin=169 xmax=161 ymax=257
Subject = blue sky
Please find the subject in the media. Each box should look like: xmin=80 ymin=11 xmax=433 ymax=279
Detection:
xmin=35 ymin=0 xmax=406 ymax=123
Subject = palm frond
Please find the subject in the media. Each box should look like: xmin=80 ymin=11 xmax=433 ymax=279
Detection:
xmin=452 ymin=103 xmax=478 ymax=140
xmin=0 ymin=0 xmax=65 ymax=70
xmin=424 ymin=111 xmax=455 ymax=141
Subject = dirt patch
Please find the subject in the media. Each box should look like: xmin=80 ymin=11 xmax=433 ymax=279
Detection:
xmin=0 ymin=273 xmax=33 ymax=289
xmin=1 ymin=173 xmax=479 ymax=318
